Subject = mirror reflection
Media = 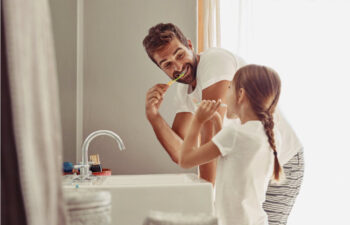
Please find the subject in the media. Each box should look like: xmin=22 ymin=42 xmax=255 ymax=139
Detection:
xmin=51 ymin=0 xmax=198 ymax=174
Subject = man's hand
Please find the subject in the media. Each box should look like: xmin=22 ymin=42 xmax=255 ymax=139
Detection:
xmin=145 ymin=84 xmax=169 ymax=121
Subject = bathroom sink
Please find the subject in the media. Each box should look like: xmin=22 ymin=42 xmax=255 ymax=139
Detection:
xmin=63 ymin=173 xmax=213 ymax=225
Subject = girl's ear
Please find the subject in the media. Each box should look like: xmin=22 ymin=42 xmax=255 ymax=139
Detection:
xmin=237 ymin=88 xmax=245 ymax=104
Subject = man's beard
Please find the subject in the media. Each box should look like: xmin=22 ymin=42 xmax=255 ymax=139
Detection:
xmin=176 ymin=52 xmax=198 ymax=85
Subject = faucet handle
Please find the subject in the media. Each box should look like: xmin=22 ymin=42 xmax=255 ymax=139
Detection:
xmin=73 ymin=164 xmax=91 ymax=176
xmin=73 ymin=164 xmax=86 ymax=169
xmin=75 ymin=161 xmax=93 ymax=167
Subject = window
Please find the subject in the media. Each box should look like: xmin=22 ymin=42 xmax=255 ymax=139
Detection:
xmin=221 ymin=1 xmax=350 ymax=224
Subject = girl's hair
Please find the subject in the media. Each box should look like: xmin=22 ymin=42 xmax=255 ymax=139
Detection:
xmin=143 ymin=23 xmax=189 ymax=65
xmin=233 ymin=64 xmax=283 ymax=182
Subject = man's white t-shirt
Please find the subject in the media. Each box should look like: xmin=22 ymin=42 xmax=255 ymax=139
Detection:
xmin=174 ymin=48 xmax=246 ymax=114
xmin=212 ymin=121 xmax=279 ymax=225
xmin=173 ymin=47 xmax=303 ymax=164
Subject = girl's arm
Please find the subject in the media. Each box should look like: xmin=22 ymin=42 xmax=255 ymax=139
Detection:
xmin=179 ymin=100 xmax=223 ymax=169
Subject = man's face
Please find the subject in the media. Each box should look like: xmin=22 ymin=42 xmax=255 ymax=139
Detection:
xmin=153 ymin=38 xmax=198 ymax=85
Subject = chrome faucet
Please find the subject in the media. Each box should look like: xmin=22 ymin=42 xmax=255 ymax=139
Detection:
xmin=76 ymin=130 xmax=125 ymax=179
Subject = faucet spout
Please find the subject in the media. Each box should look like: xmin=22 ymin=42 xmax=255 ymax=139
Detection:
xmin=80 ymin=130 xmax=125 ymax=177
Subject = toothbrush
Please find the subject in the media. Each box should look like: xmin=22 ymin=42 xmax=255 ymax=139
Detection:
xmin=167 ymin=72 xmax=185 ymax=86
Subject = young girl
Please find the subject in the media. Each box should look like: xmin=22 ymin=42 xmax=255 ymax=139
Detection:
xmin=179 ymin=64 xmax=283 ymax=225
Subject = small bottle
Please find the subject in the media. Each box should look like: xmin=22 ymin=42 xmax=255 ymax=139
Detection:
xmin=89 ymin=154 xmax=102 ymax=173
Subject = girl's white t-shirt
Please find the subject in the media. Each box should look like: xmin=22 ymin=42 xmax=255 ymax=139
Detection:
xmin=212 ymin=120 xmax=280 ymax=225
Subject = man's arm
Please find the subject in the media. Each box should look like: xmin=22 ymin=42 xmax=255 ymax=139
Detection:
xmin=171 ymin=80 xmax=230 ymax=162
xmin=202 ymin=80 xmax=230 ymax=119
xmin=200 ymin=80 xmax=229 ymax=144
xmin=198 ymin=80 xmax=230 ymax=184
xmin=179 ymin=100 xmax=223 ymax=169
xmin=145 ymin=81 xmax=230 ymax=184
xmin=148 ymin=112 xmax=192 ymax=163
xmin=146 ymin=83 xmax=192 ymax=163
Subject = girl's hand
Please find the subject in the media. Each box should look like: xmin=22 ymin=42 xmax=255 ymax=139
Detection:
xmin=195 ymin=99 xmax=222 ymax=124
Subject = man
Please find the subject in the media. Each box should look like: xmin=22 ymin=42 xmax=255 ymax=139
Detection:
xmin=143 ymin=23 xmax=245 ymax=184
xmin=143 ymin=23 xmax=304 ymax=225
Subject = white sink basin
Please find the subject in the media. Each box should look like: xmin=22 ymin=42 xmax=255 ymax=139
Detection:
xmin=63 ymin=173 xmax=213 ymax=225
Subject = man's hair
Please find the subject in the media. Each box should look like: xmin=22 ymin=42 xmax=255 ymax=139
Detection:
xmin=142 ymin=23 xmax=189 ymax=65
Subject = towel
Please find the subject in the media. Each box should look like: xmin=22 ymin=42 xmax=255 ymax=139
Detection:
xmin=143 ymin=211 xmax=218 ymax=225
xmin=65 ymin=190 xmax=111 ymax=225
xmin=3 ymin=0 xmax=68 ymax=224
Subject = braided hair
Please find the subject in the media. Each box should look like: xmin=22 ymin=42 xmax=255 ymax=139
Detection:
xmin=233 ymin=64 xmax=283 ymax=182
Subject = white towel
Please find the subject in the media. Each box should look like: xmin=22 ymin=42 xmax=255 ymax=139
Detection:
xmin=65 ymin=191 xmax=111 ymax=225
xmin=143 ymin=211 xmax=218 ymax=225
xmin=3 ymin=0 xmax=68 ymax=225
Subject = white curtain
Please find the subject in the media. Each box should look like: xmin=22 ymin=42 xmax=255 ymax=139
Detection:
xmin=202 ymin=0 xmax=222 ymax=50
xmin=220 ymin=0 xmax=254 ymax=58
xmin=220 ymin=1 xmax=350 ymax=225
xmin=3 ymin=0 xmax=68 ymax=224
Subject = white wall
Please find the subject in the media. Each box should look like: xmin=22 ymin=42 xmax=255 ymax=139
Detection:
xmin=79 ymin=0 xmax=198 ymax=174
xmin=49 ymin=0 xmax=77 ymax=163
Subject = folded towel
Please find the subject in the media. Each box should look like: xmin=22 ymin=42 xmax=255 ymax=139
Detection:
xmin=143 ymin=211 xmax=218 ymax=225
xmin=64 ymin=191 xmax=112 ymax=225
xmin=69 ymin=209 xmax=111 ymax=225
xmin=64 ymin=190 xmax=111 ymax=208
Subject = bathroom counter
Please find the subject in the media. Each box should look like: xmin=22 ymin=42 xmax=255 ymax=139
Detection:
xmin=63 ymin=173 xmax=213 ymax=224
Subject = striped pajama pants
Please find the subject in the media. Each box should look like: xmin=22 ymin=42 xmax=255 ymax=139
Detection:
xmin=263 ymin=150 xmax=304 ymax=225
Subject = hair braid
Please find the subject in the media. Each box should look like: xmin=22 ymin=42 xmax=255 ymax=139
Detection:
xmin=258 ymin=111 xmax=282 ymax=182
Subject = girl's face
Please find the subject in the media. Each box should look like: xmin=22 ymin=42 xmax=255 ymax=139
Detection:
xmin=226 ymin=81 xmax=239 ymax=119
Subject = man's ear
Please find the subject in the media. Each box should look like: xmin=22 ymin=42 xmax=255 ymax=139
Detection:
xmin=188 ymin=39 xmax=194 ymax=50
xmin=237 ymin=88 xmax=245 ymax=104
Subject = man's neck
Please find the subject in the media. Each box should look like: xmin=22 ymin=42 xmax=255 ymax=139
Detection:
xmin=189 ymin=54 xmax=200 ymax=91
xmin=189 ymin=80 xmax=196 ymax=91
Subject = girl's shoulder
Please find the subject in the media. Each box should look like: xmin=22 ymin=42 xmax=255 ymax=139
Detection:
xmin=231 ymin=120 xmax=269 ymax=146
xmin=219 ymin=120 xmax=264 ymax=143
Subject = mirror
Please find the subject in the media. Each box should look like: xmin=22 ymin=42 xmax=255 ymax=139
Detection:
xmin=49 ymin=0 xmax=198 ymax=174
